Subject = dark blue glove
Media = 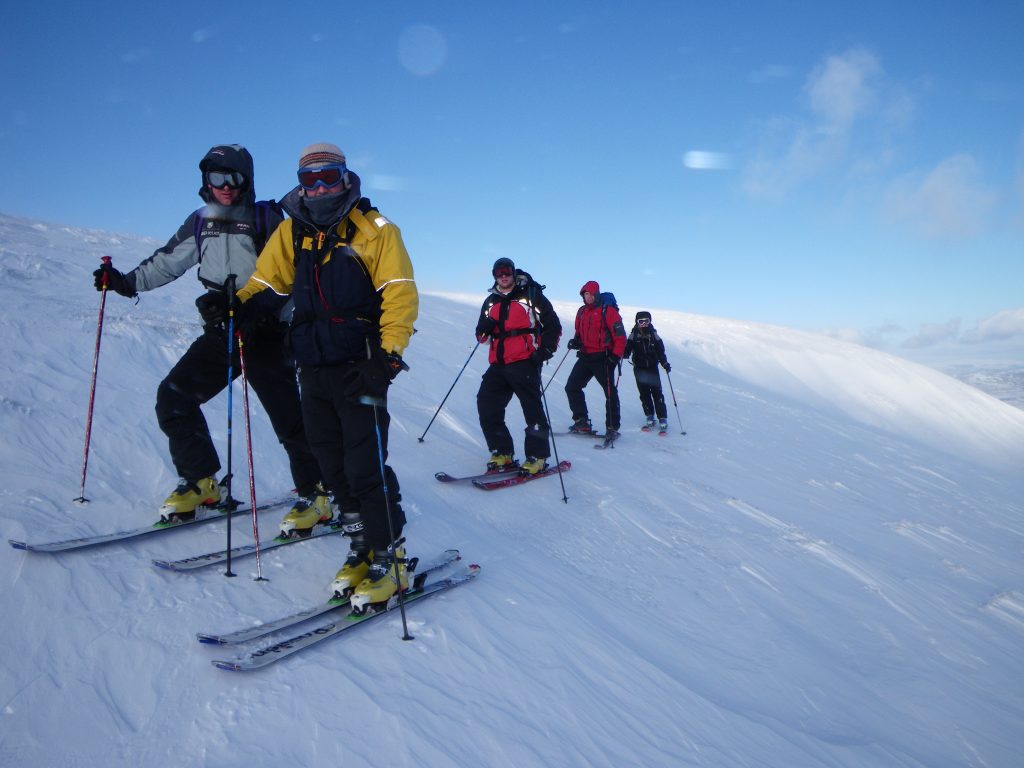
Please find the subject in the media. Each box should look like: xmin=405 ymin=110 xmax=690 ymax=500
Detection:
xmin=663 ymin=362 xmax=672 ymax=372
xmin=93 ymin=264 xmax=136 ymax=297
xmin=566 ymin=337 xmax=581 ymax=350
xmin=195 ymin=291 xmax=228 ymax=327
xmin=342 ymin=348 xmax=407 ymax=400
xmin=530 ymin=347 xmax=553 ymax=366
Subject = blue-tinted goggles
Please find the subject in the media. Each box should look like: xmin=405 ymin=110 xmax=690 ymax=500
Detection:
xmin=298 ymin=163 xmax=347 ymax=190
xmin=206 ymin=170 xmax=245 ymax=189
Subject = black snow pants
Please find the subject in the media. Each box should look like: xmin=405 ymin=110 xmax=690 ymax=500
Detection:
xmin=476 ymin=360 xmax=551 ymax=460
xmin=297 ymin=364 xmax=404 ymax=549
xmin=155 ymin=325 xmax=320 ymax=493
xmin=565 ymin=352 xmax=621 ymax=431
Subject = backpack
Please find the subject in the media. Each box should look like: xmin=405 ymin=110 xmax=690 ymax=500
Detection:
xmin=193 ymin=199 xmax=283 ymax=254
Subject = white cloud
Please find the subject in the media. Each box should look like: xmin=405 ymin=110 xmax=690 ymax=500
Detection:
xmin=398 ymin=24 xmax=447 ymax=77
xmin=963 ymin=308 xmax=1024 ymax=343
xmin=806 ymin=49 xmax=881 ymax=132
xmin=682 ymin=150 xmax=732 ymax=171
xmin=902 ymin=318 xmax=961 ymax=349
xmin=883 ymin=154 xmax=997 ymax=239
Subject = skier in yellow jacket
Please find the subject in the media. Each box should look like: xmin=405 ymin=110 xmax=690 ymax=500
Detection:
xmin=237 ymin=142 xmax=417 ymax=612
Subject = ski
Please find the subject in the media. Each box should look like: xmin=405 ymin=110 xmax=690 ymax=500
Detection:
xmin=211 ymin=563 xmax=481 ymax=671
xmin=196 ymin=549 xmax=462 ymax=645
xmin=594 ymin=432 xmax=621 ymax=450
xmin=8 ymin=496 xmax=295 ymax=554
xmin=434 ymin=466 xmax=522 ymax=484
xmin=153 ymin=519 xmax=346 ymax=572
xmin=471 ymin=460 xmax=571 ymax=490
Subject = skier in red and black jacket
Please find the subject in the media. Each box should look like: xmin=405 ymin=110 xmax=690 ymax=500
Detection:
xmin=564 ymin=280 xmax=627 ymax=438
xmin=475 ymin=258 xmax=561 ymax=475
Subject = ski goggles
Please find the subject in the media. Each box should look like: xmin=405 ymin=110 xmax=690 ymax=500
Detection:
xmin=205 ymin=170 xmax=246 ymax=189
xmin=493 ymin=267 xmax=514 ymax=278
xmin=637 ymin=319 xmax=651 ymax=325
xmin=297 ymin=163 xmax=347 ymax=190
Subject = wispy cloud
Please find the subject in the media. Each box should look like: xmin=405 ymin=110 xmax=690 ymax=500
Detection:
xmin=743 ymin=48 xmax=885 ymax=197
xmin=883 ymin=154 xmax=997 ymax=239
xmin=902 ymin=318 xmax=962 ymax=349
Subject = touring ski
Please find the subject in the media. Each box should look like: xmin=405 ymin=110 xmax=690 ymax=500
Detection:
xmin=471 ymin=460 xmax=571 ymax=490
xmin=434 ymin=466 xmax=522 ymax=484
xmin=594 ymin=431 xmax=621 ymax=450
xmin=8 ymin=496 xmax=295 ymax=554
xmin=196 ymin=549 xmax=462 ymax=645
xmin=154 ymin=519 xmax=347 ymax=572
xmin=210 ymin=563 xmax=481 ymax=671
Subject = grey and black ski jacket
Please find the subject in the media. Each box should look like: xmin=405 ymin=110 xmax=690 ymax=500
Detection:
xmin=127 ymin=145 xmax=284 ymax=297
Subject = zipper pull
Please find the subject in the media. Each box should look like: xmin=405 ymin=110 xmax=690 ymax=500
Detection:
xmin=316 ymin=231 xmax=326 ymax=250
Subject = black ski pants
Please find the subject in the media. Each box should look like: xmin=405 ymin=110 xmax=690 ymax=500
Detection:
xmin=633 ymin=365 xmax=667 ymax=419
xmin=565 ymin=353 xmax=621 ymax=431
xmin=297 ymin=364 xmax=404 ymax=549
xmin=155 ymin=325 xmax=320 ymax=493
xmin=476 ymin=360 xmax=550 ymax=460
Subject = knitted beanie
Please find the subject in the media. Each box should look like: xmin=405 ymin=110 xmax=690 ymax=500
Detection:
xmin=635 ymin=311 xmax=652 ymax=322
xmin=298 ymin=142 xmax=346 ymax=169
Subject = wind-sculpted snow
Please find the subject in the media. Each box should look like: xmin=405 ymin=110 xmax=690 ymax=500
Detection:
xmin=1 ymin=214 xmax=1022 ymax=767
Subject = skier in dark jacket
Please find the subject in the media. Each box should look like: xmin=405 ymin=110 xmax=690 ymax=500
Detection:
xmin=236 ymin=142 xmax=417 ymax=613
xmin=623 ymin=310 xmax=671 ymax=432
xmin=93 ymin=144 xmax=328 ymax=529
xmin=475 ymin=258 xmax=561 ymax=475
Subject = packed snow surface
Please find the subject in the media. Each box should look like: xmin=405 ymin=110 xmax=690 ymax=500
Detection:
xmin=2 ymin=214 xmax=1022 ymax=767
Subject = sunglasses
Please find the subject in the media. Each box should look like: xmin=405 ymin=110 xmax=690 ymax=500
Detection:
xmin=493 ymin=267 xmax=514 ymax=278
xmin=206 ymin=170 xmax=245 ymax=189
xmin=298 ymin=164 xmax=347 ymax=190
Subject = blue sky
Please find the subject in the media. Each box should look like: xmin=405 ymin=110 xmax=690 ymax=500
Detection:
xmin=2 ymin=1 xmax=1022 ymax=361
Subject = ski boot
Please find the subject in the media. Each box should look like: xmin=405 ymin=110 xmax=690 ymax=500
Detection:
xmin=658 ymin=418 xmax=668 ymax=435
xmin=520 ymin=457 xmax=548 ymax=476
xmin=159 ymin=476 xmax=220 ymax=523
xmin=486 ymin=451 xmax=518 ymax=473
xmin=330 ymin=511 xmax=372 ymax=599
xmin=641 ymin=415 xmax=656 ymax=431
xmin=279 ymin=482 xmax=332 ymax=538
xmin=350 ymin=540 xmax=410 ymax=615
xmin=568 ymin=417 xmax=594 ymax=434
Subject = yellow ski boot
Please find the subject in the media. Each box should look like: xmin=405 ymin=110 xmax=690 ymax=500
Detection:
xmin=486 ymin=451 xmax=517 ymax=472
xmin=279 ymin=483 xmax=332 ymax=538
xmin=350 ymin=542 xmax=409 ymax=615
xmin=159 ymin=477 xmax=220 ymax=522
xmin=520 ymin=457 xmax=548 ymax=476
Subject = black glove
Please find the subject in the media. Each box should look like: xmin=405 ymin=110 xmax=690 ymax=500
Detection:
xmin=663 ymin=362 xmax=672 ymax=372
xmin=93 ymin=263 xmax=136 ymax=298
xmin=195 ymin=291 xmax=229 ymax=327
xmin=566 ymin=337 xmax=581 ymax=350
xmin=530 ymin=347 xmax=553 ymax=366
xmin=475 ymin=317 xmax=497 ymax=341
xmin=342 ymin=348 xmax=406 ymax=400
xmin=606 ymin=353 xmax=620 ymax=366
xmin=236 ymin=288 xmax=287 ymax=337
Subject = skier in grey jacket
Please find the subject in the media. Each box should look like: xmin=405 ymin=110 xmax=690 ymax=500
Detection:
xmin=93 ymin=144 xmax=329 ymax=531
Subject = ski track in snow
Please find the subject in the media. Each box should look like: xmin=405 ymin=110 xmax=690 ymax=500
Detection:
xmin=1 ymin=215 xmax=1023 ymax=767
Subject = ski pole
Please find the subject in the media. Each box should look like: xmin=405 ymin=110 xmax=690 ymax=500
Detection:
xmin=223 ymin=275 xmax=238 ymax=578
xmin=75 ymin=255 xmax=113 ymax=504
xmin=417 ymin=341 xmax=479 ymax=442
xmin=542 ymin=347 xmax=571 ymax=394
xmin=357 ymin=375 xmax=413 ymax=640
xmin=539 ymin=382 xmax=569 ymax=504
xmin=236 ymin=329 xmax=267 ymax=582
xmin=665 ymin=370 xmax=687 ymax=435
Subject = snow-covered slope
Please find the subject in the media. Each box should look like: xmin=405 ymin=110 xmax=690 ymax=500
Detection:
xmin=2 ymin=213 xmax=1022 ymax=767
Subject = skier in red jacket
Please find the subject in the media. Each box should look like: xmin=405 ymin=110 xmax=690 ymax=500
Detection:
xmin=564 ymin=280 xmax=626 ymax=438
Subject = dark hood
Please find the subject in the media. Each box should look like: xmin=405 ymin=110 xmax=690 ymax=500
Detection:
xmin=281 ymin=171 xmax=362 ymax=230
xmin=198 ymin=144 xmax=256 ymax=206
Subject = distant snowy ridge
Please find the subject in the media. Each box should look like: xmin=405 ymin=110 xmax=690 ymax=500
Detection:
xmin=434 ymin=290 xmax=1024 ymax=471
